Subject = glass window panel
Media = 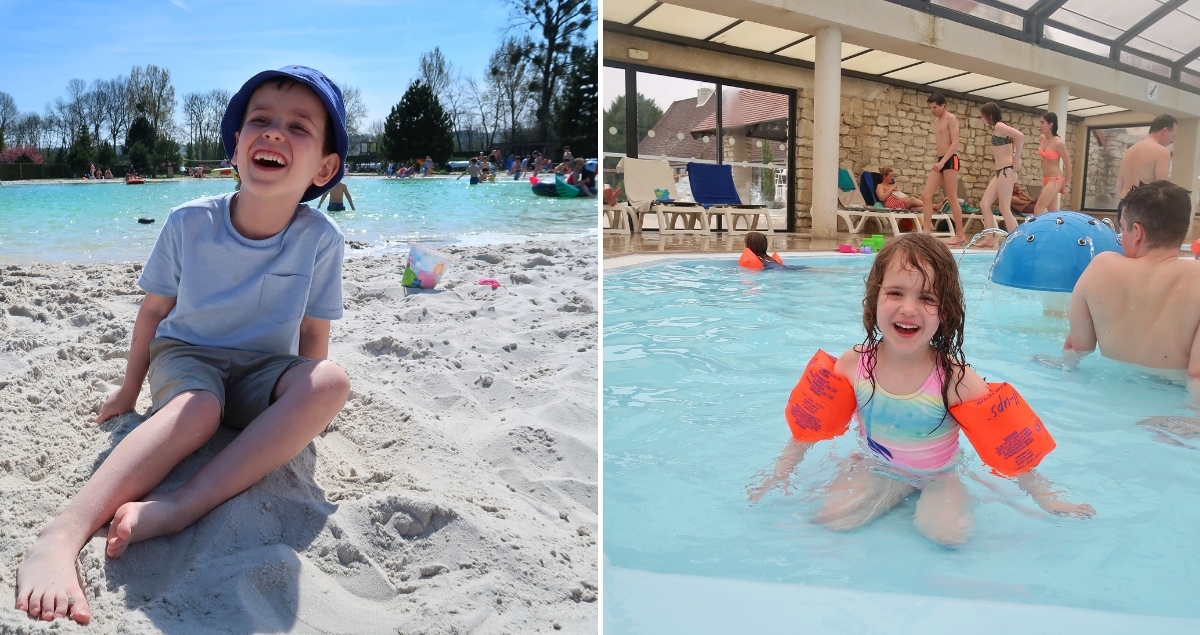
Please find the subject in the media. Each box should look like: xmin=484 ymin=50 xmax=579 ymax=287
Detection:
xmin=1119 ymin=50 xmax=1172 ymax=75
xmin=884 ymin=63 xmax=967 ymax=84
xmin=634 ymin=5 xmax=738 ymax=40
xmin=995 ymin=0 xmax=1040 ymax=9
xmin=604 ymin=0 xmax=658 ymax=24
xmin=1181 ymin=70 xmax=1200 ymax=89
xmin=1187 ymin=58 xmax=1200 ymax=72
xmin=712 ymin=22 xmax=806 ymax=52
xmin=1082 ymin=125 xmax=1148 ymax=211
xmin=931 ymin=0 xmax=1023 ymax=29
xmin=970 ymin=82 xmax=1042 ymax=100
xmin=1007 ymin=91 xmax=1051 ymax=107
xmin=601 ymin=66 xmax=629 ymax=198
xmin=1050 ymin=9 xmax=1124 ymax=40
xmin=929 ymin=72 xmax=1007 ymax=92
xmin=776 ymin=40 xmax=866 ymax=62
xmin=716 ymin=86 xmax=790 ymax=212
xmin=634 ymin=72 xmax=719 ymax=201
xmin=1042 ymin=25 xmax=1113 ymax=56
xmin=841 ymin=50 xmax=919 ymax=74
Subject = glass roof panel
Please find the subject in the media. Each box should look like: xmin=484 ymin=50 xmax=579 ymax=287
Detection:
xmin=711 ymin=22 xmax=807 ymax=52
xmin=1071 ymin=105 xmax=1131 ymax=116
xmin=930 ymin=0 xmax=1022 ymax=30
xmin=994 ymin=0 xmax=1040 ymax=9
xmin=603 ymin=0 xmax=658 ymax=24
xmin=1057 ymin=0 xmax=1164 ymax=32
xmin=929 ymin=73 xmax=1007 ymax=92
xmin=841 ymin=50 xmax=920 ymax=74
xmin=1042 ymin=25 xmax=1113 ymax=56
xmin=884 ymin=63 xmax=967 ymax=84
xmin=1051 ymin=6 xmax=1128 ymax=40
xmin=775 ymin=40 xmax=866 ymax=61
xmin=1132 ymin=6 xmax=1200 ymax=59
xmin=1067 ymin=98 xmax=1106 ymax=110
xmin=1127 ymin=36 xmax=1184 ymax=61
xmin=1007 ymin=91 xmax=1051 ymax=107
xmin=634 ymin=5 xmax=739 ymax=40
xmin=969 ymin=82 xmax=1043 ymax=100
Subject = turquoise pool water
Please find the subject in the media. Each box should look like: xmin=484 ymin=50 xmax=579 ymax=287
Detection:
xmin=0 ymin=177 xmax=596 ymax=263
xmin=603 ymin=255 xmax=1200 ymax=625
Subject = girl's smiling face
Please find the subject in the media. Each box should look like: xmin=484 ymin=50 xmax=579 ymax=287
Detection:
xmin=876 ymin=259 xmax=940 ymax=354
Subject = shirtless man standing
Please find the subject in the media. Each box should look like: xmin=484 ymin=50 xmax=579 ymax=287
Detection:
xmin=1063 ymin=181 xmax=1200 ymax=401
xmin=920 ymin=92 xmax=966 ymax=245
xmin=1116 ymin=114 xmax=1176 ymax=222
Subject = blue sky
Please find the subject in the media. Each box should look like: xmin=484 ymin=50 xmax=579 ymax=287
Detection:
xmin=0 ymin=0 xmax=595 ymax=127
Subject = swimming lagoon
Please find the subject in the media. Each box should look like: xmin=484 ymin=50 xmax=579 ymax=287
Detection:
xmin=0 ymin=176 xmax=596 ymax=264
xmin=603 ymin=254 xmax=1200 ymax=632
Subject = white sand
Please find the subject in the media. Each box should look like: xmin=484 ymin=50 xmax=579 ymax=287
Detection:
xmin=0 ymin=237 xmax=598 ymax=634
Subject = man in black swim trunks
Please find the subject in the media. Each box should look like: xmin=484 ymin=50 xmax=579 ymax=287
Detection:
xmin=920 ymin=92 xmax=966 ymax=245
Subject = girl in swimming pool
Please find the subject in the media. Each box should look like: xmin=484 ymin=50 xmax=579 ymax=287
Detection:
xmin=976 ymin=102 xmax=1025 ymax=248
xmin=747 ymin=232 xmax=1094 ymax=545
xmin=1033 ymin=111 xmax=1072 ymax=215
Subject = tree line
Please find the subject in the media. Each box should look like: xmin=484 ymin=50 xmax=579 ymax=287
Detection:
xmin=0 ymin=0 xmax=597 ymax=175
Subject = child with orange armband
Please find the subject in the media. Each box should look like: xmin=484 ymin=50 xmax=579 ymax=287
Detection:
xmin=747 ymin=232 xmax=1094 ymax=546
xmin=739 ymin=232 xmax=807 ymax=271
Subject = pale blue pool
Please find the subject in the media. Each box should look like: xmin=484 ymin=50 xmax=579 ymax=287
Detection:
xmin=603 ymin=254 xmax=1200 ymax=631
xmin=0 ymin=177 xmax=596 ymax=263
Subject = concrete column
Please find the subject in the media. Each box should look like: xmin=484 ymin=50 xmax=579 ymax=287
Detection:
xmin=811 ymin=26 xmax=842 ymax=238
xmin=1047 ymin=85 xmax=1070 ymax=207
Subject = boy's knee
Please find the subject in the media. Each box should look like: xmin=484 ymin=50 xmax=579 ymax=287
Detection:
xmin=175 ymin=390 xmax=222 ymax=420
xmin=311 ymin=360 xmax=351 ymax=401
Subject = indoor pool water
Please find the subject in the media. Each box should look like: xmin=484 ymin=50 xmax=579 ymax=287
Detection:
xmin=603 ymin=255 xmax=1200 ymax=628
xmin=0 ymin=176 xmax=595 ymax=263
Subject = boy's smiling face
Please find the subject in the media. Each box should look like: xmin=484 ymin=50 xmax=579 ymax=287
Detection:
xmin=233 ymin=82 xmax=338 ymax=201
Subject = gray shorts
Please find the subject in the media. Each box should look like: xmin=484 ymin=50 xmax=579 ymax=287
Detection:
xmin=147 ymin=337 xmax=308 ymax=429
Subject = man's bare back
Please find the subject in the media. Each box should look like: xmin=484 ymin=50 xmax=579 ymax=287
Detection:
xmin=1117 ymin=138 xmax=1172 ymax=199
xmin=1067 ymin=252 xmax=1200 ymax=372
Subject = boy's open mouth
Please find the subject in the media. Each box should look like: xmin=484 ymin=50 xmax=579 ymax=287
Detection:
xmin=252 ymin=150 xmax=287 ymax=168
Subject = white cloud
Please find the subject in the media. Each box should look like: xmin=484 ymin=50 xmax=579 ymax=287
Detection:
xmin=169 ymin=0 xmax=191 ymax=12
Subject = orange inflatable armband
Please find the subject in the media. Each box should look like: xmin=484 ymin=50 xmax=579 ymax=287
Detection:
xmin=949 ymin=382 xmax=1055 ymax=476
xmin=784 ymin=350 xmax=856 ymax=442
xmin=738 ymin=248 xmax=783 ymax=270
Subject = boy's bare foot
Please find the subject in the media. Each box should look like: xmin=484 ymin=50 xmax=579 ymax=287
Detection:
xmin=15 ymin=533 xmax=92 ymax=624
xmin=107 ymin=498 xmax=187 ymax=558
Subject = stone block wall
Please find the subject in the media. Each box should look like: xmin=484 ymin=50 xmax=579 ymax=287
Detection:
xmin=790 ymin=81 xmax=1078 ymax=232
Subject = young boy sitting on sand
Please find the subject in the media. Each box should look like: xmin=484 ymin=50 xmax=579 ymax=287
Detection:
xmin=15 ymin=65 xmax=352 ymax=625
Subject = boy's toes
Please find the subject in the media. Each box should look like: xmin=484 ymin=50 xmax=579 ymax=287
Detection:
xmin=68 ymin=595 xmax=91 ymax=625
xmin=106 ymin=509 xmax=135 ymax=558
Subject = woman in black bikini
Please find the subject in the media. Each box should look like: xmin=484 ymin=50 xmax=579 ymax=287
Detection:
xmin=976 ymin=102 xmax=1025 ymax=248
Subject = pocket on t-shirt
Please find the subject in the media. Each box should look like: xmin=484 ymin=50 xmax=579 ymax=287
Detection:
xmin=259 ymin=273 xmax=310 ymax=323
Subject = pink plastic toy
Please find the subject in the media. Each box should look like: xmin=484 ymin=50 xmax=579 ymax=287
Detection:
xmin=477 ymin=278 xmax=501 ymax=290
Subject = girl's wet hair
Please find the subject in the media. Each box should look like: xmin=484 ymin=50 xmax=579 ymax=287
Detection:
xmin=980 ymin=102 xmax=1003 ymax=126
xmin=744 ymin=231 xmax=769 ymax=261
xmin=858 ymin=233 xmax=968 ymax=413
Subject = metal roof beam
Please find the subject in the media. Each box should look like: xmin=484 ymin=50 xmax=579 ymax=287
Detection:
xmin=1025 ymin=0 xmax=1070 ymax=43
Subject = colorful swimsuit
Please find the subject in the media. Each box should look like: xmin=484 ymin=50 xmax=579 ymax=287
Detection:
xmin=852 ymin=353 xmax=961 ymax=477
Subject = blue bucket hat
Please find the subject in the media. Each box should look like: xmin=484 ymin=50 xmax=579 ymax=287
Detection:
xmin=221 ymin=65 xmax=348 ymax=203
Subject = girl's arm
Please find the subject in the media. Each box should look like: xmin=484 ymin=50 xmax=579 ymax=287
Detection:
xmin=747 ymin=439 xmax=813 ymax=503
xmin=1000 ymin=122 xmax=1025 ymax=166
xmin=1013 ymin=469 xmax=1096 ymax=518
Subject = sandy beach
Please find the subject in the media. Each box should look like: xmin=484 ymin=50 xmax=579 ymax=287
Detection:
xmin=0 ymin=237 xmax=598 ymax=634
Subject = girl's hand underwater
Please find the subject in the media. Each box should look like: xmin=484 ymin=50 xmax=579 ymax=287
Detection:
xmin=747 ymin=472 xmax=793 ymax=504
xmin=1033 ymin=494 xmax=1096 ymax=519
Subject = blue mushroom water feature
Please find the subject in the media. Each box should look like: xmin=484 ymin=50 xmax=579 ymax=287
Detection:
xmin=990 ymin=211 xmax=1122 ymax=293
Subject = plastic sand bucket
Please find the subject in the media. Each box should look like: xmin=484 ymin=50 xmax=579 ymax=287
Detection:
xmin=402 ymin=243 xmax=454 ymax=289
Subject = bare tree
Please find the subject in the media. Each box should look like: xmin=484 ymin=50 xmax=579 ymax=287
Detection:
xmin=99 ymin=76 xmax=132 ymax=153
xmin=504 ymin=0 xmax=595 ymax=142
xmin=340 ymin=84 xmax=368 ymax=137
xmin=0 ymin=91 xmax=18 ymax=137
xmin=465 ymin=76 xmax=502 ymax=152
xmin=441 ymin=74 xmax=469 ymax=152
xmin=182 ymin=92 xmax=206 ymax=159
xmin=419 ymin=48 xmax=454 ymax=96
xmin=205 ymin=89 xmax=230 ymax=160
xmin=128 ymin=64 xmax=176 ymax=138
xmin=366 ymin=118 xmax=385 ymax=137
xmin=10 ymin=113 xmax=42 ymax=148
xmin=488 ymin=36 xmax=536 ymax=144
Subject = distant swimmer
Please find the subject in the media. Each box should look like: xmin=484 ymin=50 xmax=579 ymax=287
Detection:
xmin=1116 ymin=114 xmax=1176 ymax=223
xmin=317 ymin=181 xmax=355 ymax=212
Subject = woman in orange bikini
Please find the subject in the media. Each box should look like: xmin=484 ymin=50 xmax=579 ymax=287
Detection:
xmin=975 ymin=102 xmax=1024 ymax=248
xmin=1033 ymin=111 xmax=1072 ymax=215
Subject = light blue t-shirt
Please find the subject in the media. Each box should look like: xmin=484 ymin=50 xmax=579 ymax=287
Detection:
xmin=138 ymin=193 xmax=344 ymax=356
